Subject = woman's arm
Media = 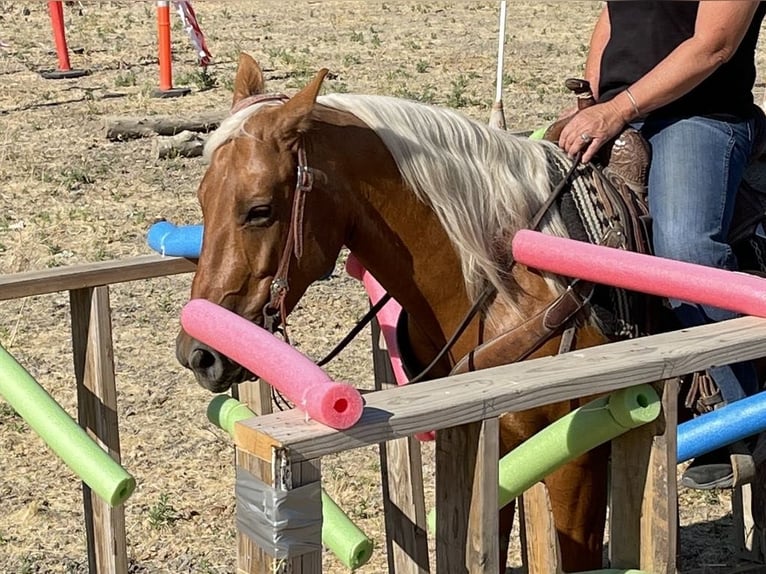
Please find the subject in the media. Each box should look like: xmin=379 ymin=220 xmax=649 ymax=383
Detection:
xmin=560 ymin=1 xmax=761 ymax=163
xmin=628 ymin=1 xmax=760 ymax=117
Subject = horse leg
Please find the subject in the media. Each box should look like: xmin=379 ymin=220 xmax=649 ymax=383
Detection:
xmin=545 ymin=444 xmax=609 ymax=572
xmin=498 ymin=404 xmax=609 ymax=572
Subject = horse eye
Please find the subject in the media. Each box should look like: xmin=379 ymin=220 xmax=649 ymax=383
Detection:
xmin=243 ymin=205 xmax=273 ymax=227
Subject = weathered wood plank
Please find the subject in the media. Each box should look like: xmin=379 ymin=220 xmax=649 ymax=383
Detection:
xmin=372 ymin=319 xmax=430 ymax=574
xmin=432 ymin=418 xmax=498 ymax=572
xmin=434 ymin=422 xmax=480 ymax=573
xmin=466 ymin=417 xmax=499 ymax=573
xmin=0 ymin=255 xmax=195 ymax=300
xmin=70 ymin=286 xmax=128 ymax=574
xmin=609 ymin=379 xmax=678 ymax=572
xmin=611 ymin=380 xmax=678 ymax=572
xmin=233 ymin=316 xmax=766 ymax=461
xmin=519 ymin=482 xmax=562 ymax=574
xmin=639 ymin=379 xmax=678 ymax=573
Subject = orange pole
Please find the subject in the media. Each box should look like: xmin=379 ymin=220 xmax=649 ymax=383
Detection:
xmin=48 ymin=0 xmax=72 ymax=72
xmin=156 ymin=1 xmax=173 ymax=91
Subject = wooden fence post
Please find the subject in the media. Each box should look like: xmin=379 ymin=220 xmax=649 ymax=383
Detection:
xmin=371 ymin=318 xmax=431 ymax=573
xmin=70 ymin=286 xmax=128 ymax=574
xmin=435 ymin=418 xmax=499 ymax=573
xmin=609 ymin=378 xmax=678 ymax=573
xmin=236 ymin=448 xmax=322 ymax=573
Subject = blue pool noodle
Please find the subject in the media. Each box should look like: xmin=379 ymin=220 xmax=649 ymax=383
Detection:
xmin=146 ymin=221 xmax=203 ymax=258
xmin=677 ymin=390 xmax=766 ymax=463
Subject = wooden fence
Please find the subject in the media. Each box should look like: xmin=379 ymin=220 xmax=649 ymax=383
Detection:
xmin=0 ymin=255 xmax=195 ymax=574
xmin=231 ymin=315 xmax=766 ymax=573
xmin=1 ymin=255 xmax=765 ymax=572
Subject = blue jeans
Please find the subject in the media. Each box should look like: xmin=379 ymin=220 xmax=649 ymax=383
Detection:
xmin=639 ymin=115 xmax=758 ymax=404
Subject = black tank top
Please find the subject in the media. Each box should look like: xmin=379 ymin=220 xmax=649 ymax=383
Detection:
xmin=599 ymin=1 xmax=766 ymax=120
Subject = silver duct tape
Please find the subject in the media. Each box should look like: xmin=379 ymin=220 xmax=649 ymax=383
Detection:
xmin=235 ymin=466 xmax=322 ymax=558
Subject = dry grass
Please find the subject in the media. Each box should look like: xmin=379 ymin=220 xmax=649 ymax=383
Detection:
xmin=0 ymin=1 xmax=764 ymax=572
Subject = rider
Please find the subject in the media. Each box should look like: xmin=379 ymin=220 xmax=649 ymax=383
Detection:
xmin=558 ymin=1 xmax=766 ymax=489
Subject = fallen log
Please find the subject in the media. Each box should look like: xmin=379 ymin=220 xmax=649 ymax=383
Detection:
xmin=152 ymin=131 xmax=206 ymax=160
xmin=104 ymin=111 xmax=226 ymax=141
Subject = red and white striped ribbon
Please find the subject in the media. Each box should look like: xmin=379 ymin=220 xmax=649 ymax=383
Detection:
xmin=172 ymin=0 xmax=211 ymax=67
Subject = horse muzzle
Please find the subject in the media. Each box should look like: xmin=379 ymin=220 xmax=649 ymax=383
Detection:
xmin=176 ymin=332 xmax=253 ymax=393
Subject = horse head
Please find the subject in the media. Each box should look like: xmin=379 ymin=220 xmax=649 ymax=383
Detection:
xmin=176 ymin=54 xmax=346 ymax=392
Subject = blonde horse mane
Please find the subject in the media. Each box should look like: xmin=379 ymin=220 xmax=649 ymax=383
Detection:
xmin=204 ymin=92 xmax=574 ymax=310
xmin=320 ymin=93 xmax=572 ymax=303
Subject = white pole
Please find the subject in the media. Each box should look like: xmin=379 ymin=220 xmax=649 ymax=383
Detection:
xmin=495 ymin=0 xmax=507 ymax=104
xmin=489 ymin=1 xmax=508 ymax=130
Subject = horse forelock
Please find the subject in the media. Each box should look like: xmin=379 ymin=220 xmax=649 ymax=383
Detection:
xmin=203 ymin=100 xmax=285 ymax=163
xmin=318 ymin=93 xmax=571 ymax=305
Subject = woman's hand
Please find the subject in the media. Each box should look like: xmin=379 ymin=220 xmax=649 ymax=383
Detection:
xmin=558 ymin=99 xmax=628 ymax=163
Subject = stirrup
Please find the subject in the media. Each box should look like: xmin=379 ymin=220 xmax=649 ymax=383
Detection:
xmin=681 ymin=441 xmax=756 ymax=490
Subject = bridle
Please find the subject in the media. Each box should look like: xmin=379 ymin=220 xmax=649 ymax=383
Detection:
xmin=261 ymin=135 xmax=315 ymax=341
xmin=264 ymin=131 xmax=586 ymax=381
xmin=228 ymin=93 xmax=319 ymax=341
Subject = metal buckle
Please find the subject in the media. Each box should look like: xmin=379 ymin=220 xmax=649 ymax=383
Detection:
xmin=297 ymin=165 xmax=314 ymax=192
xmin=270 ymin=277 xmax=289 ymax=296
xmin=262 ymin=302 xmax=281 ymax=333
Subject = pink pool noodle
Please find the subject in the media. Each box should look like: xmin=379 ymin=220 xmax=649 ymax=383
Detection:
xmin=512 ymin=230 xmax=766 ymax=318
xmin=346 ymin=255 xmax=435 ymax=441
xmin=180 ymin=299 xmax=363 ymax=430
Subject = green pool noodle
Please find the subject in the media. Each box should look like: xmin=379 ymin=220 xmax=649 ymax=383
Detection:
xmin=427 ymin=384 xmax=660 ymax=531
xmin=529 ymin=125 xmax=548 ymax=140
xmin=319 ymin=490 xmax=374 ymax=570
xmin=207 ymin=396 xmax=374 ymax=570
xmin=0 ymin=344 xmax=135 ymax=507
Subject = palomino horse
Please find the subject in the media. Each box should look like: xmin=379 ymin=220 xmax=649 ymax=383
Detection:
xmin=177 ymin=53 xmax=628 ymax=571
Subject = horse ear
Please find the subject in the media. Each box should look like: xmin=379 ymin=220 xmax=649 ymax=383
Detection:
xmin=277 ymin=68 xmax=329 ymax=142
xmin=231 ymin=53 xmax=265 ymax=107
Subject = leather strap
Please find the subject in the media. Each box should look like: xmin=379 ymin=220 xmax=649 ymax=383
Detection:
xmin=450 ymin=281 xmax=593 ymax=375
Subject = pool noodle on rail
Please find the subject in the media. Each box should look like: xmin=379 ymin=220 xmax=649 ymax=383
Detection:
xmin=427 ymin=384 xmax=660 ymax=531
xmin=0 ymin=344 xmax=135 ymax=507
xmin=146 ymin=221 xmax=203 ymax=258
xmin=677 ymin=390 xmax=766 ymax=462
xmin=511 ymin=230 xmax=766 ymax=318
xmin=181 ymin=299 xmax=363 ymax=430
xmin=345 ymin=255 xmax=435 ymax=441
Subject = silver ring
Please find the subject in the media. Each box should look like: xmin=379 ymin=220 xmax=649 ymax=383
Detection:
xmin=580 ymin=133 xmax=593 ymax=143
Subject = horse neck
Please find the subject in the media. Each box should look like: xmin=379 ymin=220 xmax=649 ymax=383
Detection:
xmin=308 ymin=116 xmax=478 ymax=362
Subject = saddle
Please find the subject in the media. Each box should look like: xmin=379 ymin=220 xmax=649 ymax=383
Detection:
xmin=452 ymin=80 xmax=766 ymax=396
xmin=543 ymin=79 xmax=653 ymax=256
xmin=541 ymin=80 xmax=766 ymax=486
xmin=544 ymin=78 xmax=766 ymax=269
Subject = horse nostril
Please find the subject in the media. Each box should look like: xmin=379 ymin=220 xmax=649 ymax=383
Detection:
xmin=190 ymin=347 xmax=216 ymax=370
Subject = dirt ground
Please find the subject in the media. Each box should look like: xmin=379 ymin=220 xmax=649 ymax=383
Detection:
xmin=1 ymin=1 xmax=765 ymax=573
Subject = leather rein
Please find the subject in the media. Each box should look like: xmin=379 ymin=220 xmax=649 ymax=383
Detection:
xmin=230 ymin=93 xmax=316 ymax=342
